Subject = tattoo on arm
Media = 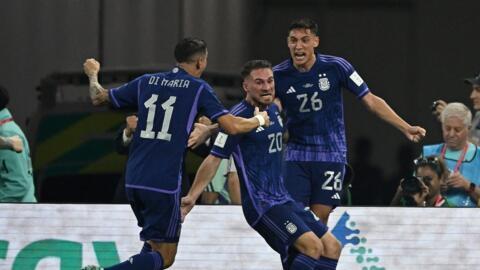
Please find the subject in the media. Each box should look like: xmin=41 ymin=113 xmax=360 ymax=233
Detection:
xmin=88 ymin=75 xmax=109 ymax=105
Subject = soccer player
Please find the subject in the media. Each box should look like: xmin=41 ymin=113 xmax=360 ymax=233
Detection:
xmin=182 ymin=60 xmax=341 ymax=270
xmin=82 ymin=38 xmax=269 ymax=270
xmin=273 ymin=18 xmax=426 ymax=224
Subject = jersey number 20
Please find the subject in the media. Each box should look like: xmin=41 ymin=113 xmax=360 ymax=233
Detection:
xmin=140 ymin=94 xmax=176 ymax=141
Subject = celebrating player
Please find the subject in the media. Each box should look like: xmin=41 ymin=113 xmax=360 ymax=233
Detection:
xmin=81 ymin=37 xmax=269 ymax=270
xmin=182 ymin=60 xmax=340 ymax=270
xmin=274 ymin=18 xmax=426 ymax=226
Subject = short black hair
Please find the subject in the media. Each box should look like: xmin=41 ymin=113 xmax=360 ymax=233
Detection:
xmin=0 ymin=85 xmax=9 ymax=110
xmin=174 ymin=37 xmax=207 ymax=63
xmin=240 ymin=60 xmax=272 ymax=81
xmin=288 ymin=18 xmax=319 ymax=36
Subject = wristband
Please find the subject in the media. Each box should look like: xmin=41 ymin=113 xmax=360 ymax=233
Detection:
xmin=255 ymin=114 xmax=265 ymax=126
xmin=122 ymin=129 xmax=133 ymax=146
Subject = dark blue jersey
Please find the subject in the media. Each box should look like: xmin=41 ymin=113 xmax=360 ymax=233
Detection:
xmin=273 ymin=54 xmax=370 ymax=163
xmin=210 ymin=101 xmax=292 ymax=226
xmin=109 ymin=67 xmax=228 ymax=192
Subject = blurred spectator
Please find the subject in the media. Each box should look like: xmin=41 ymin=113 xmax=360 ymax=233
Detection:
xmin=201 ymin=156 xmax=241 ymax=205
xmin=423 ymin=102 xmax=480 ymax=207
xmin=112 ymin=114 xmax=138 ymax=203
xmin=432 ymin=72 xmax=480 ymax=145
xmin=464 ymin=73 xmax=480 ymax=145
xmin=0 ymin=85 xmax=36 ymax=202
xmin=0 ymin=135 xmax=23 ymax=152
xmin=391 ymin=155 xmax=451 ymax=207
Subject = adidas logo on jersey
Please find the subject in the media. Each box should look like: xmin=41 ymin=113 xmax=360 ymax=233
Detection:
xmin=256 ymin=126 xmax=265 ymax=133
xmin=286 ymin=86 xmax=296 ymax=94
xmin=331 ymin=193 xmax=341 ymax=200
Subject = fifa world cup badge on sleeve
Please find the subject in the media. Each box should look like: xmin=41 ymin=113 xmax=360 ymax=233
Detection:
xmin=349 ymin=71 xmax=364 ymax=87
xmin=214 ymin=132 xmax=228 ymax=148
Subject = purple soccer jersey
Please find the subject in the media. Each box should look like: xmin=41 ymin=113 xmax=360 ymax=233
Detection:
xmin=210 ymin=101 xmax=292 ymax=225
xmin=109 ymin=67 xmax=228 ymax=192
xmin=273 ymin=53 xmax=369 ymax=163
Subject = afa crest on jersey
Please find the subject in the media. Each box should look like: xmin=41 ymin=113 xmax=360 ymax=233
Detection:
xmin=285 ymin=221 xmax=298 ymax=234
xmin=318 ymin=73 xmax=330 ymax=91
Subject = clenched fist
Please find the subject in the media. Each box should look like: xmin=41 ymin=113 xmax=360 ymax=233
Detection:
xmin=83 ymin=58 xmax=100 ymax=78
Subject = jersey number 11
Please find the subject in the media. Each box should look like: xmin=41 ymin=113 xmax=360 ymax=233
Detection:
xmin=140 ymin=94 xmax=176 ymax=141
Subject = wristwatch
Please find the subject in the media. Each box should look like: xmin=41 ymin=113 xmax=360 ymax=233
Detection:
xmin=469 ymin=182 xmax=476 ymax=193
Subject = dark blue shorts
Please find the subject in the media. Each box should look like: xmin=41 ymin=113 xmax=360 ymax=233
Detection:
xmin=126 ymin=188 xmax=181 ymax=243
xmin=253 ymin=201 xmax=328 ymax=268
xmin=284 ymin=161 xmax=345 ymax=207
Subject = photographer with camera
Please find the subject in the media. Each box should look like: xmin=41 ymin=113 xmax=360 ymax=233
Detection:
xmin=394 ymin=176 xmax=429 ymax=207
xmin=391 ymin=155 xmax=451 ymax=207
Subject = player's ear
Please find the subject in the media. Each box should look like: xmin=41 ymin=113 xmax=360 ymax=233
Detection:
xmin=195 ymin=59 xmax=201 ymax=70
xmin=313 ymin=36 xmax=320 ymax=48
xmin=242 ymin=80 xmax=248 ymax=93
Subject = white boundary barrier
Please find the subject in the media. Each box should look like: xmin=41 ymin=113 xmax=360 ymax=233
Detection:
xmin=0 ymin=204 xmax=478 ymax=270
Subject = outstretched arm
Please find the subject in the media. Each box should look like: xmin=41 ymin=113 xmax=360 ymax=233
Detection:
xmin=217 ymin=107 xmax=270 ymax=135
xmin=0 ymin=136 xmax=23 ymax=153
xmin=83 ymin=58 xmax=110 ymax=106
xmin=181 ymin=155 xmax=223 ymax=220
xmin=361 ymin=92 xmax=426 ymax=142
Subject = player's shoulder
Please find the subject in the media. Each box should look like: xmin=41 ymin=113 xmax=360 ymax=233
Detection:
xmin=229 ymin=101 xmax=251 ymax=117
xmin=273 ymin=59 xmax=292 ymax=74
xmin=317 ymin=53 xmax=352 ymax=69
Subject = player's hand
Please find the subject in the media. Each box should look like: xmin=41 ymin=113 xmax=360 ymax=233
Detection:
xmin=254 ymin=107 xmax=270 ymax=127
xmin=7 ymin=135 xmax=23 ymax=153
xmin=432 ymin=99 xmax=447 ymax=121
xmin=180 ymin=195 xmax=196 ymax=222
xmin=198 ymin=116 xmax=212 ymax=126
xmin=188 ymin=123 xmax=211 ymax=149
xmin=83 ymin=58 xmax=100 ymax=78
xmin=405 ymin=126 xmax=426 ymax=143
xmin=125 ymin=115 xmax=138 ymax=138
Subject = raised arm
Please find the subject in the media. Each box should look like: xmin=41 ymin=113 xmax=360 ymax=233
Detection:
xmin=0 ymin=136 xmax=23 ymax=153
xmin=188 ymin=109 xmax=269 ymax=147
xmin=361 ymin=92 xmax=426 ymax=142
xmin=217 ymin=107 xmax=270 ymax=135
xmin=181 ymin=154 xmax=223 ymax=220
xmin=83 ymin=58 xmax=110 ymax=106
